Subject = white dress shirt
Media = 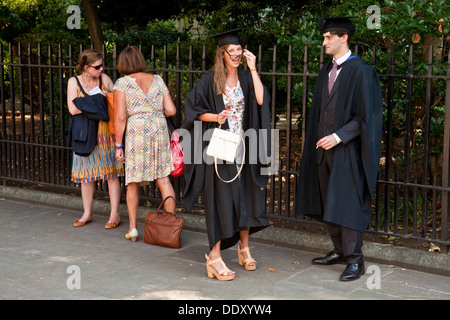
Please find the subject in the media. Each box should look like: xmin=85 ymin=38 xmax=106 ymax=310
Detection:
xmin=330 ymin=50 xmax=352 ymax=144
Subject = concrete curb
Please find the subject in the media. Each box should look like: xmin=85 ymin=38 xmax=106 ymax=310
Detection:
xmin=1 ymin=185 xmax=448 ymax=276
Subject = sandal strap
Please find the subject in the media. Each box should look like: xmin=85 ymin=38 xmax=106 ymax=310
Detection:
xmin=238 ymin=245 xmax=257 ymax=264
xmin=205 ymin=254 xmax=232 ymax=275
xmin=238 ymin=245 xmax=251 ymax=255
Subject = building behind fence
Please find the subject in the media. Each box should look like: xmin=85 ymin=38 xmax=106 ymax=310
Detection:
xmin=1 ymin=41 xmax=449 ymax=252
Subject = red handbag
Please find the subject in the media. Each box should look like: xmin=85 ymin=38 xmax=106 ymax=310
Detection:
xmin=170 ymin=131 xmax=184 ymax=177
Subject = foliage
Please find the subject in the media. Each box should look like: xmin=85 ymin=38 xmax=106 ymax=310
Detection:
xmin=1 ymin=0 xmax=89 ymax=46
xmin=97 ymin=0 xmax=188 ymax=30
xmin=1 ymin=0 xmax=38 ymax=43
xmin=104 ymin=19 xmax=189 ymax=56
xmin=334 ymin=0 xmax=450 ymax=181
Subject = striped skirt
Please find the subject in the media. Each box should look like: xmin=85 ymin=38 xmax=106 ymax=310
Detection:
xmin=71 ymin=121 xmax=124 ymax=183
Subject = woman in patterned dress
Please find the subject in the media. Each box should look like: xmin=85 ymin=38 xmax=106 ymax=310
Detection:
xmin=67 ymin=49 xmax=124 ymax=228
xmin=114 ymin=46 xmax=176 ymax=242
xmin=182 ymin=29 xmax=272 ymax=280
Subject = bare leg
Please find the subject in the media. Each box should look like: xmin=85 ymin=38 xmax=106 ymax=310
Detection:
xmin=156 ymin=176 xmax=176 ymax=213
xmin=79 ymin=181 xmax=95 ymax=221
xmin=126 ymin=182 xmax=139 ymax=233
xmin=240 ymin=229 xmax=256 ymax=267
xmin=240 ymin=229 xmax=250 ymax=248
xmin=106 ymin=177 xmax=121 ymax=224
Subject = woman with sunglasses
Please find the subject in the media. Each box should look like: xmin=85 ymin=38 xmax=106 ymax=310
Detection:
xmin=182 ymin=29 xmax=272 ymax=281
xmin=67 ymin=49 xmax=124 ymax=229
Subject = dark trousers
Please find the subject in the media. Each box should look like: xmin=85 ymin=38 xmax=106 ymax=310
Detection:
xmin=327 ymin=223 xmax=363 ymax=264
xmin=318 ymin=149 xmax=364 ymax=264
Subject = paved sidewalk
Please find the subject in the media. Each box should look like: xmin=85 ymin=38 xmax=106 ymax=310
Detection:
xmin=0 ymin=188 xmax=449 ymax=301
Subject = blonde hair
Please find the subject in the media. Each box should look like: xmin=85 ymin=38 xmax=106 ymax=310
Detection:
xmin=76 ymin=49 xmax=103 ymax=73
xmin=117 ymin=46 xmax=147 ymax=75
xmin=211 ymin=46 xmax=230 ymax=95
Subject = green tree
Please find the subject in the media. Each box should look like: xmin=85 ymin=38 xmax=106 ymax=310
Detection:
xmin=1 ymin=0 xmax=90 ymax=46
xmin=331 ymin=0 xmax=449 ymax=180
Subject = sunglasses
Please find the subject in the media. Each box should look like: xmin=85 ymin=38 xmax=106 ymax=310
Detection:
xmin=225 ymin=49 xmax=243 ymax=60
xmin=89 ymin=64 xmax=103 ymax=70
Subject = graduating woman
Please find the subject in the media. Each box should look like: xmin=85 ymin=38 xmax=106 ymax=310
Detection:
xmin=181 ymin=29 xmax=272 ymax=281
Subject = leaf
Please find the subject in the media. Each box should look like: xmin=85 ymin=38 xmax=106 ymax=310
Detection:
xmin=429 ymin=243 xmax=440 ymax=252
xmin=412 ymin=33 xmax=421 ymax=44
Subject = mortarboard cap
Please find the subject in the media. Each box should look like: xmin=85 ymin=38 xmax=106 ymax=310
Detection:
xmin=318 ymin=16 xmax=356 ymax=35
xmin=210 ymin=28 xmax=244 ymax=47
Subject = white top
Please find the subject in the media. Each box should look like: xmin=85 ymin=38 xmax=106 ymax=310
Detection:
xmin=329 ymin=50 xmax=352 ymax=144
xmin=329 ymin=50 xmax=352 ymax=83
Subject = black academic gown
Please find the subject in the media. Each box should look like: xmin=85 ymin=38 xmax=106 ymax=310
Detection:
xmin=181 ymin=69 xmax=272 ymax=250
xmin=295 ymin=57 xmax=383 ymax=232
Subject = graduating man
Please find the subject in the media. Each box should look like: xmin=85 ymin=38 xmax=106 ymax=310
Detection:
xmin=295 ymin=17 xmax=383 ymax=281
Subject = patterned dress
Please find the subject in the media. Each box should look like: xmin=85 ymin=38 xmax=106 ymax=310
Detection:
xmin=223 ymin=81 xmax=245 ymax=164
xmin=114 ymin=75 xmax=173 ymax=186
xmin=71 ymin=76 xmax=124 ymax=183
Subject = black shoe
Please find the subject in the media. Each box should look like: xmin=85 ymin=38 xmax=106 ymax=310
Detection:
xmin=311 ymin=251 xmax=345 ymax=265
xmin=339 ymin=263 xmax=365 ymax=281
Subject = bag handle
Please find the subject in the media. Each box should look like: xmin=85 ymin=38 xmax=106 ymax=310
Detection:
xmin=157 ymin=195 xmax=176 ymax=215
xmin=213 ymin=124 xmax=246 ymax=184
xmin=74 ymin=76 xmax=89 ymax=96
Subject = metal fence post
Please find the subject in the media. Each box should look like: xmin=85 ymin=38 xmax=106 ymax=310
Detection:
xmin=441 ymin=49 xmax=450 ymax=253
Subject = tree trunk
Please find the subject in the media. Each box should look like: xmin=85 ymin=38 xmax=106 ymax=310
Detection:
xmin=82 ymin=0 xmax=103 ymax=52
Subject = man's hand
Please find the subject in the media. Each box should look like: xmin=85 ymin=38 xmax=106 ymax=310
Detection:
xmin=316 ymin=134 xmax=339 ymax=150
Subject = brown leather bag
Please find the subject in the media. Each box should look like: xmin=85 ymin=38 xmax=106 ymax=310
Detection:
xmin=143 ymin=196 xmax=184 ymax=249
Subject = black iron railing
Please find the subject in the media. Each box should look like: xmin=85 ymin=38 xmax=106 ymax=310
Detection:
xmin=1 ymin=42 xmax=449 ymax=251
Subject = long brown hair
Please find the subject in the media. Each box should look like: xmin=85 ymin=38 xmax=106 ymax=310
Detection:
xmin=211 ymin=46 xmax=229 ymax=95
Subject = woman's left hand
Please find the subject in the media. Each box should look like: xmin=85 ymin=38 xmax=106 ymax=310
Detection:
xmin=243 ymin=49 xmax=257 ymax=70
xmin=115 ymin=148 xmax=125 ymax=164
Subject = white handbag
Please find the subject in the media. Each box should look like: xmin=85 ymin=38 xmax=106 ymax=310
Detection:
xmin=206 ymin=125 xmax=245 ymax=183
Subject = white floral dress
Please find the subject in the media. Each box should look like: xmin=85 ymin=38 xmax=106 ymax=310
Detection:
xmin=222 ymin=81 xmax=245 ymax=164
